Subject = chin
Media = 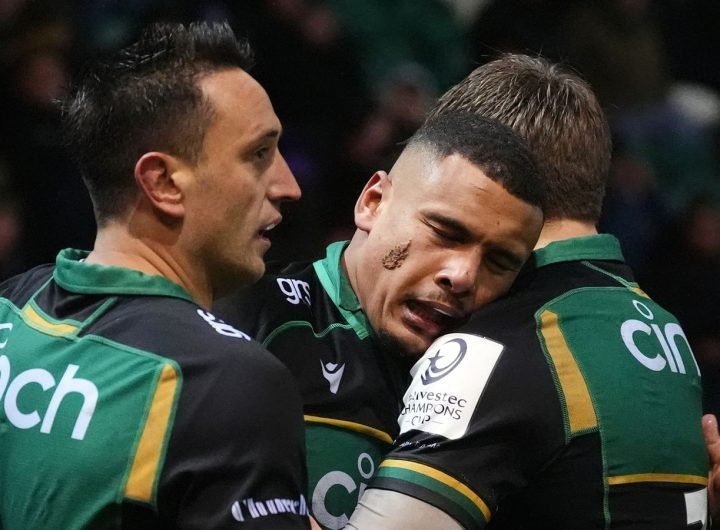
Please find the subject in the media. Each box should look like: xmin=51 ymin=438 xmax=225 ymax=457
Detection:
xmin=376 ymin=329 xmax=430 ymax=360
xmin=217 ymin=261 xmax=265 ymax=294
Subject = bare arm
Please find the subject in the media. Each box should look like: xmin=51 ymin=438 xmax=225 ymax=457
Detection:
xmin=703 ymin=414 xmax=720 ymax=521
xmin=346 ymin=488 xmax=464 ymax=530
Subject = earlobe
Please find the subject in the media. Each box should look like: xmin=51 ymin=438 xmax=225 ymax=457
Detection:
xmin=134 ymin=152 xmax=185 ymax=218
xmin=354 ymin=171 xmax=389 ymax=231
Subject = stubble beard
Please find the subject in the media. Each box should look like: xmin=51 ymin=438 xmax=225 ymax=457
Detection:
xmin=375 ymin=328 xmax=426 ymax=361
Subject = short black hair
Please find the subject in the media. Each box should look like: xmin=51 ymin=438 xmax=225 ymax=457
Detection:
xmin=408 ymin=110 xmax=544 ymax=210
xmin=62 ymin=21 xmax=254 ymax=225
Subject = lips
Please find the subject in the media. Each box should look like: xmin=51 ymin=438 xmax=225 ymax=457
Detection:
xmin=403 ymin=300 xmax=465 ymax=339
xmin=258 ymin=217 xmax=281 ymax=240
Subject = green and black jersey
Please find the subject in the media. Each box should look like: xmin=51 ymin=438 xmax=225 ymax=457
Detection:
xmin=215 ymin=241 xmax=410 ymax=530
xmin=374 ymin=235 xmax=708 ymax=529
xmin=0 ymin=249 xmax=309 ymax=529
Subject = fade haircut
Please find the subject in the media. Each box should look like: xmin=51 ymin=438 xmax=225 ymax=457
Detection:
xmin=407 ymin=111 xmax=543 ymax=210
xmin=62 ymin=21 xmax=254 ymax=225
xmin=428 ymin=54 xmax=611 ymax=223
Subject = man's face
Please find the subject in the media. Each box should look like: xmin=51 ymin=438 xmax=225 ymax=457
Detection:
xmin=183 ymin=68 xmax=300 ymax=294
xmin=350 ymin=148 xmax=542 ymax=358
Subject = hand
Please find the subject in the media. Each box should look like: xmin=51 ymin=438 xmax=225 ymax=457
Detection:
xmin=702 ymin=414 xmax=720 ymax=520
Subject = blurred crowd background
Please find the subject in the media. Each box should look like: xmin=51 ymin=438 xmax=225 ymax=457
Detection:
xmin=1 ymin=0 xmax=719 ymax=412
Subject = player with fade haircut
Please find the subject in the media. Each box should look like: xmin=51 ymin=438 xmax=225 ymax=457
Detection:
xmin=215 ymin=109 xmax=544 ymax=529
xmin=348 ymin=54 xmax=707 ymax=530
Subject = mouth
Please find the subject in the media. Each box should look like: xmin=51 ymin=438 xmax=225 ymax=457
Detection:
xmin=258 ymin=218 xmax=281 ymax=242
xmin=403 ymin=300 xmax=466 ymax=340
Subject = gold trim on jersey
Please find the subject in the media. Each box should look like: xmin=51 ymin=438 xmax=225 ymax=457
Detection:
xmin=631 ymin=287 xmax=650 ymax=298
xmin=304 ymin=415 xmax=393 ymax=444
xmin=540 ymin=309 xmax=597 ymax=434
xmin=608 ymin=473 xmax=708 ymax=486
xmin=380 ymin=459 xmax=492 ymax=521
xmin=125 ymin=363 xmax=179 ymax=502
xmin=22 ymin=305 xmax=77 ymax=336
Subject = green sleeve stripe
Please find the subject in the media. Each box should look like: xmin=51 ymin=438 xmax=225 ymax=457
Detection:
xmin=375 ymin=459 xmax=490 ymax=528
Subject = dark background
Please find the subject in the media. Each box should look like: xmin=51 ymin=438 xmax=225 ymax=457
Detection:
xmin=1 ymin=0 xmax=718 ymax=413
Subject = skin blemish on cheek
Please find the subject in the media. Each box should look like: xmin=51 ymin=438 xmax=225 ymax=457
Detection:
xmin=382 ymin=240 xmax=412 ymax=270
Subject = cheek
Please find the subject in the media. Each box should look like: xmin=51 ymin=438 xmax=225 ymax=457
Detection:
xmin=474 ymin=273 xmax=518 ymax=307
xmin=381 ymin=240 xmax=412 ymax=270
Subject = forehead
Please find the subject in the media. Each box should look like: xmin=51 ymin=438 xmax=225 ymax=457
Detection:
xmin=391 ymin=151 xmax=540 ymax=243
xmin=391 ymin=150 xmax=503 ymax=207
xmin=198 ymin=68 xmax=281 ymax=139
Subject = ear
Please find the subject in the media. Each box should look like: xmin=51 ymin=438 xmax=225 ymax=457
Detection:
xmin=354 ymin=170 xmax=391 ymax=232
xmin=134 ymin=152 xmax=186 ymax=218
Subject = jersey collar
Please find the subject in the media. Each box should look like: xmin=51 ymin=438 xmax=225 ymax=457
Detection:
xmin=313 ymin=241 xmax=372 ymax=339
xmin=532 ymin=234 xmax=625 ymax=269
xmin=53 ymin=248 xmax=196 ymax=302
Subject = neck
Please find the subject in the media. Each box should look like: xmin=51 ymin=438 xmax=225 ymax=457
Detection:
xmin=534 ymin=218 xmax=598 ymax=250
xmin=341 ymin=231 xmax=364 ymax=302
xmin=86 ymin=218 xmax=212 ymax=309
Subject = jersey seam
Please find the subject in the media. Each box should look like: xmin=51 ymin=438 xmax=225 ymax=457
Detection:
xmin=262 ymin=319 xmax=356 ymax=349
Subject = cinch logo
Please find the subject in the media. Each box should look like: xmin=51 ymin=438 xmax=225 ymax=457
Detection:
xmin=312 ymin=453 xmax=375 ymax=530
xmin=421 ymin=338 xmax=467 ymax=385
xmin=620 ymin=300 xmax=700 ymax=375
xmin=0 ymin=354 xmax=98 ymax=440
xmin=277 ymin=278 xmax=311 ymax=306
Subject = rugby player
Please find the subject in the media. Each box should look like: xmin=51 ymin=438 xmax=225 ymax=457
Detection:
xmin=214 ymin=111 xmax=544 ymax=529
xmin=0 ymin=22 xmax=313 ymax=528
xmin=348 ymin=54 xmax=708 ymax=530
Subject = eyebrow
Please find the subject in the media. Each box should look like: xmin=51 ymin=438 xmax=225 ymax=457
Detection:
xmin=260 ymin=128 xmax=281 ymax=141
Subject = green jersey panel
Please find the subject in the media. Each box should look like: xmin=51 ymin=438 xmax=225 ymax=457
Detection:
xmin=540 ymin=286 xmax=706 ymax=479
xmin=0 ymin=299 xmax=179 ymax=529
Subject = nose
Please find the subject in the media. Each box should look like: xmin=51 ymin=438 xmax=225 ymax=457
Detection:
xmin=269 ymin=152 xmax=302 ymax=202
xmin=434 ymin=252 xmax=479 ymax=297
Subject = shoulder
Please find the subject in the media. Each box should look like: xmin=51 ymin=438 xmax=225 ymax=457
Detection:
xmin=0 ymin=264 xmax=54 ymax=305
xmin=90 ymin=296 xmax=286 ymax=374
xmin=213 ymin=259 xmax=322 ymax=339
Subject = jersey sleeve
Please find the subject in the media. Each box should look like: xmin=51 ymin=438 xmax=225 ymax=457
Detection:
xmin=148 ymin=337 xmax=310 ymax=529
xmin=369 ymin=332 xmax=562 ymax=530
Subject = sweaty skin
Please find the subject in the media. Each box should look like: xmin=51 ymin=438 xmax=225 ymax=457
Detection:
xmin=381 ymin=240 xmax=412 ymax=270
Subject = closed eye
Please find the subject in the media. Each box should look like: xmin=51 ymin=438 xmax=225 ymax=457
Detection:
xmin=253 ymin=146 xmax=271 ymax=161
xmin=430 ymin=224 xmax=467 ymax=244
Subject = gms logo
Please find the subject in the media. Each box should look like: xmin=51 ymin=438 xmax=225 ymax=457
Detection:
xmin=277 ymin=278 xmax=311 ymax=306
xmin=399 ymin=333 xmax=503 ymax=440
xmin=420 ymin=338 xmax=467 ymax=385
xmin=197 ymin=310 xmax=251 ymax=340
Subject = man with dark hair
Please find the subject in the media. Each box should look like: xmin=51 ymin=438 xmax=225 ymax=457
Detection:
xmin=0 ymin=22 xmax=311 ymax=528
xmin=215 ymin=111 xmax=544 ymax=529
xmin=348 ymin=54 xmax=707 ymax=529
